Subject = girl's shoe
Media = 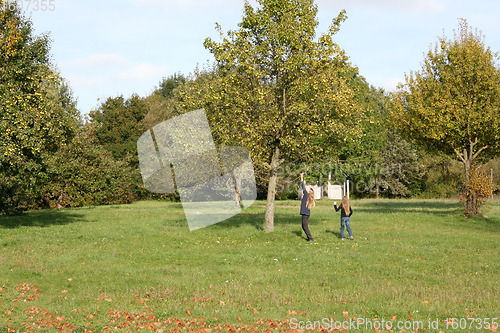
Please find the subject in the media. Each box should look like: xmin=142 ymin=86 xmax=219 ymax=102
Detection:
xmin=349 ymin=236 xmax=354 ymax=240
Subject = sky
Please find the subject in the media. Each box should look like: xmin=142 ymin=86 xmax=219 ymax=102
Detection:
xmin=25 ymin=0 xmax=500 ymax=115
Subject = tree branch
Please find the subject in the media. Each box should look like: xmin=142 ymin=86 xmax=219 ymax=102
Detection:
xmin=472 ymin=145 xmax=489 ymax=161
xmin=453 ymin=147 xmax=467 ymax=164
xmin=469 ymin=137 xmax=478 ymax=163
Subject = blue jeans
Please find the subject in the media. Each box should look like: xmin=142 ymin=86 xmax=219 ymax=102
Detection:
xmin=340 ymin=217 xmax=353 ymax=239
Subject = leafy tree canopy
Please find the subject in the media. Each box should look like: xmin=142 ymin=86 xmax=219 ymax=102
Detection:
xmin=1 ymin=4 xmax=81 ymax=213
xmin=154 ymin=72 xmax=186 ymax=99
xmin=88 ymin=94 xmax=148 ymax=164
xmin=0 ymin=4 xmax=80 ymax=174
xmin=391 ymin=19 xmax=500 ymax=162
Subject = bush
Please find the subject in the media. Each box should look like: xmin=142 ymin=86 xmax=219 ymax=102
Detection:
xmin=459 ymin=167 xmax=499 ymax=217
xmin=39 ymin=124 xmax=137 ymax=208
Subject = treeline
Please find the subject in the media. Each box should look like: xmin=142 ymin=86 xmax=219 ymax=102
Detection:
xmin=1 ymin=3 xmax=499 ymax=215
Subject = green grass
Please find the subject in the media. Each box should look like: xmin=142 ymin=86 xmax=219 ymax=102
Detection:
xmin=1 ymin=198 xmax=499 ymax=332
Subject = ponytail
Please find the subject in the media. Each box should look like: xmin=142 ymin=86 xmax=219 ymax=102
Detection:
xmin=306 ymin=189 xmax=316 ymax=209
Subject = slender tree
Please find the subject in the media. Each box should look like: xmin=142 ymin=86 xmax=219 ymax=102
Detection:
xmin=391 ymin=19 xmax=500 ymax=215
xmin=195 ymin=0 xmax=362 ymax=232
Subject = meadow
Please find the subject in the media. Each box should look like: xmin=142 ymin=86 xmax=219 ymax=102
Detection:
xmin=1 ymin=198 xmax=499 ymax=332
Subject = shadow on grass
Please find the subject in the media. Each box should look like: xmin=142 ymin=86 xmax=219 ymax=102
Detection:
xmin=353 ymin=200 xmax=463 ymax=216
xmin=443 ymin=215 xmax=500 ymax=233
xmin=167 ymin=199 xmax=500 ymax=234
xmin=207 ymin=208 xmax=334 ymax=243
xmin=0 ymin=209 xmax=87 ymax=229
xmin=208 ymin=212 xmax=266 ymax=231
xmin=351 ymin=200 xmax=500 ymax=233
xmin=325 ymin=229 xmax=342 ymax=239
xmin=483 ymin=217 xmax=500 ymax=232
xmin=291 ymin=229 xmax=310 ymax=241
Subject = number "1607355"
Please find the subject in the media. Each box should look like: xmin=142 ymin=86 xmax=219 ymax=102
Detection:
xmin=3 ymin=0 xmax=56 ymax=12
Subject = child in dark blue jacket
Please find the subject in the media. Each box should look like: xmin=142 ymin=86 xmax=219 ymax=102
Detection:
xmin=300 ymin=172 xmax=316 ymax=242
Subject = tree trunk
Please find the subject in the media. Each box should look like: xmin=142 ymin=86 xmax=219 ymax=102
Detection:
xmin=463 ymin=155 xmax=474 ymax=216
xmin=491 ymin=169 xmax=494 ymax=199
xmin=264 ymin=145 xmax=280 ymax=233
xmin=234 ymin=172 xmax=242 ymax=208
xmin=458 ymin=140 xmax=488 ymax=217
xmin=56 ymin=190 xmax=64 ymax=209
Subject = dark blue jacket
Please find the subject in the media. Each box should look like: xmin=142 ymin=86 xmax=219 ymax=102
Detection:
xmin=300 ymin=181 xmax=310 ymax=216
xmin=334 ymin=204 xmax=353 ymax=218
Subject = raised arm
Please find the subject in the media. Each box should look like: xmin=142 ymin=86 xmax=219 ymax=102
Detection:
xmin=300 ymin=172 xmax=306 ymax=192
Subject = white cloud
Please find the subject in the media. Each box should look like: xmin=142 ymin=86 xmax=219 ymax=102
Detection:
xmin=66 ymin=75 xmax=108 ymax=91
xmin=117 ymin=63 xmax=169 ymax=82
xmin=65 ymin=62 xmax=169 ymax=93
